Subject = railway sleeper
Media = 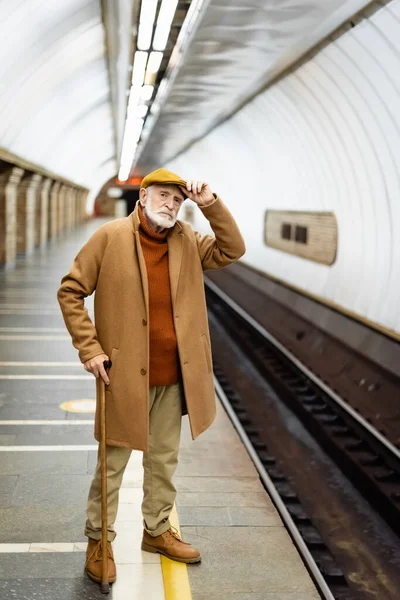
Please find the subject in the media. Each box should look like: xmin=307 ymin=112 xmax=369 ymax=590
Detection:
xmin=274 ymin=482 xmax=298 ymax=501
xmin=373 ymin=468 xmax=400 ymax=483
xmin=298 ymin=526 xmax=325 ymax=548
xmin=358 ymin=454 xmax=384 ymax=467
xmin=314 ymin=414 xmax=341 ymax=424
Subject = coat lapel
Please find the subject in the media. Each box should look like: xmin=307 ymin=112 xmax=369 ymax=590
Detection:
xmin=168 ymin=232 xmax=184 ymax=310
xmin=134 ymin=232 xmax=149 ymax=315
xmin=130 ymin=205 xmax=149 ymax=315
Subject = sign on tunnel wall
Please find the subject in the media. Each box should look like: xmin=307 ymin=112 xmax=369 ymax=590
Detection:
xmin=264 ymin=211 xmax=338 ymax=266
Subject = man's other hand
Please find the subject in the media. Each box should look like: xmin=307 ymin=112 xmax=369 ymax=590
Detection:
xmin=83 ymin=354 xmax=110 ymax=385
xmin=185 ymin=180 xmax=215 ymax=207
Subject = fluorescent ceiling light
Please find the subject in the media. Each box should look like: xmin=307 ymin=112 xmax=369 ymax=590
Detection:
xmin=147 ymin=51 xmax=163 ymax=75
xmin=153 ymin=0 xmax=179 ymax=51
xmin=120 ymin=115 xmax=144 ymax=173
xmin=137 ymin=0 xmax=158 ymax=50
xmin=136 ymin=104 xmax=149 ymax=118
xmin=140 ymin=85 xmax=154 ymax=101
xmin=121 ymin=134 xmax=138 ymax=158
xmin=118 ymin=139 xmax=136 ymax=180
xmin=118 ymin=162 xmax=133 ymax=182
xmin=145 ymin=51 xmax=163 ymax=85
xmin=131 ymin=51 xmax=148 ymax=88
xmin=127 ymin=86 xmax=141 ymax=111
xmin=134 ymin=117 xmax=145 ymax=142
xmin=123 ymin=118 xmax=145 ymax=146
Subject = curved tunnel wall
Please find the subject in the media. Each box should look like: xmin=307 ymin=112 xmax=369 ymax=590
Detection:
xmin=168 ymin=1 xmax=400 ymax=336
xmin=0 ymin=0 xmax=116 ymax=204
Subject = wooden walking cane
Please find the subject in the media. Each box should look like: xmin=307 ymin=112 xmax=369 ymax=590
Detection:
xmin=99 ymin=359 xmax=112 ymax=594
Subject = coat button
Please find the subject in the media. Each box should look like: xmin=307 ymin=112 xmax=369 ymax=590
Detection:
xmin=142 ymin=319 xmax=147 ymax=326
xmin=140 ymin=368 xmax=147 ymax=375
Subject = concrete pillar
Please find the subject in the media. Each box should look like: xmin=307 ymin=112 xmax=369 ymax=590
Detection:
xmin=72 ymin=189 xmax=78 ymax=226
xmin=82 ymin=190 xmax=89 ymax=221
xmin=70 ymin=188 xmax=77 ymax=228
xmin=65 ymin=187 xmax=70 ymax=230
xmin=16 ymin=172 xmax=41 ymax=256
xmin=57 ymin=184 xmax=68 ymax=234
xmin=66 ymin=187 xmax=75 ymax=230
xmin=0 ymin=166 xmax=13 ymax=267
xmin=77 ymin=189 xmax=87 ymax=223
xmin=0 ymin=166 xmax=24 ymax=268
xmin=31 ymin=174 xmax=43 ymax=249
xmin=75 ymin=190 xmax=82 ymax=223
xmin=39 ymin=178 xmax=52 ymax=247
xmin=49 ymin=181 xmax=61 ymax=240
xmin=64 ymin=186 xmax=70 ymax=231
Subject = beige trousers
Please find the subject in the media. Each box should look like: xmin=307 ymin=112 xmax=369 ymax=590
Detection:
xmin=85 ymin=381 xmax=183 ymax=541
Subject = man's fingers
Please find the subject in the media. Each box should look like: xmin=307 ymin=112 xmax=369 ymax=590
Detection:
xmin=83 ymin=354 xmax=110 ymax=384
xmin=185 ymin=180 xmax=209 ymax=197
xmin=187 ymin=181 xmax=205 ymax=195
xmin=99 ymin=364 xmax=110 ymax=385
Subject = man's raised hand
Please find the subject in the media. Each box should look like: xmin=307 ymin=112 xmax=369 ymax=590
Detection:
xmin=83 ymin=353 xmax=110 ymax=385
xmin=185 ymin=180 xmax=215 ymax=207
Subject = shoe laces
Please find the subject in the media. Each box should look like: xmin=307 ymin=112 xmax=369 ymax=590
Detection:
xmin=167 ymin=526 xmax=181 ymax=541
xmin=166 ymin=526 xmax=189 ymax=545
xmin=92 ymin=540 xmax=114 ymax=562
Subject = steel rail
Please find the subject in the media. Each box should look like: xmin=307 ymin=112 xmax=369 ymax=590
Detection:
xmin=205 ymin=277 xmax=400 ymax=461
xmin=214 ymin=376 xmax=335 ymax=600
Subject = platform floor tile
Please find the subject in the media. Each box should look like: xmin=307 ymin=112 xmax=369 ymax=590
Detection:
xmin=175 ymin=401 xmax=320 ymax=599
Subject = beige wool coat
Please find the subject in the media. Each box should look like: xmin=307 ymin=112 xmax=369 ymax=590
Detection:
xmin=57 ymin=196 xmax=245 ymax=451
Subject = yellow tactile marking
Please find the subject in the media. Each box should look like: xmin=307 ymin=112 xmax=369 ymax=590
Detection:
xmin=161 ymin=504 xmax=193 ymax=600
xmin=59 ymin=399 xmax=96 ymax=413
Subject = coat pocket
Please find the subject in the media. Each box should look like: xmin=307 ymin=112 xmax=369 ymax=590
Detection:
xmin=201 ymin=335 xmax=212 ymax=374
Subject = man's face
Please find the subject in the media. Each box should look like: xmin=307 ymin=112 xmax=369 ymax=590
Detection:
xmin=140 ymin=184 xmax=185 ymax=229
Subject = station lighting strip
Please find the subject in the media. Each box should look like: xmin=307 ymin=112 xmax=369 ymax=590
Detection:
xmin=118 ymin=0 xmax=208 ymax=182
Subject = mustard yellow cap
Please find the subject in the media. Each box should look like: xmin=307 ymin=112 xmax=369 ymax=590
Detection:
xmin=140 ymin=168 xmax=187 ymax=194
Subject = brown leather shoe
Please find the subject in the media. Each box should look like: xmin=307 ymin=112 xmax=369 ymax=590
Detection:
xmin=85 ymin=538 xmax=117 ymax=584
xmin=141 ymin=527 xmax=201 ymax=564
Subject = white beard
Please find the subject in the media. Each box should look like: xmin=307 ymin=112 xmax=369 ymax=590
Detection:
xmin=144 ymin=197 xmax=177 ymax=229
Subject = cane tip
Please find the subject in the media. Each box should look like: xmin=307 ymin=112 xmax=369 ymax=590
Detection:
xmin=100 ymin=583 xmax=110 ymax=594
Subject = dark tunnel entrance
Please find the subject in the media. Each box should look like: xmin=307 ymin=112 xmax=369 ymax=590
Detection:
xmin=121 ymin=188 xmax=140 ymax=216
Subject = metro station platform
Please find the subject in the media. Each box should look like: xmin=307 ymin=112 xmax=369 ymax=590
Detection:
xmin=0 ymin=219 xmax=319 ymax=599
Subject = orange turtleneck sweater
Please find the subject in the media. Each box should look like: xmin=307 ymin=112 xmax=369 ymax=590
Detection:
xmin=138 ymin=204 xmax=180 ymax=387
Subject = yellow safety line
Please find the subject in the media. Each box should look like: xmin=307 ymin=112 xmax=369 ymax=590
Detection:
xmin=161 ymin=504 xmax=193 ymax=600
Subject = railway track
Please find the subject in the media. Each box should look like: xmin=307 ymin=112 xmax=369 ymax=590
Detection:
xmin=206 ymin=277 xmax=400 ymax=600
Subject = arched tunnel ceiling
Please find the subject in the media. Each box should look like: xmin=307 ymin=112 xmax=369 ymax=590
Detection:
xmin=135 ymin=0 xmax=373 ymax=173
xmin=0 ymin=0 xmax=374 ymax=193
xmin=0 ymin=0 xmax=116 ymax=194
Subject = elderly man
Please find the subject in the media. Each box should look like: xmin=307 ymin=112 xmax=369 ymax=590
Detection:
xmin=57 ymin=168 xmax=245 ymax=585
